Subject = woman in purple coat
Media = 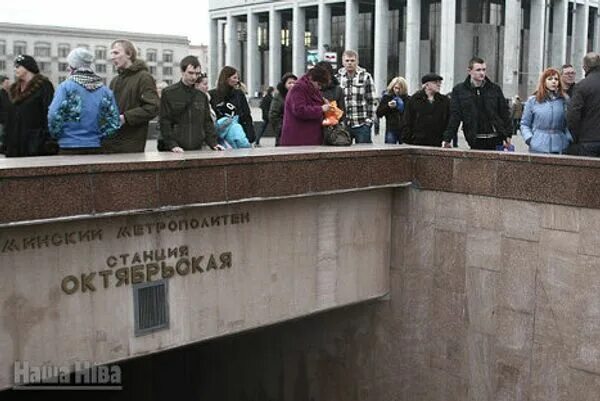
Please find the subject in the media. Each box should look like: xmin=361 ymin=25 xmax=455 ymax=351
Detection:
xmin=280 ymin=65 xmax=331 ymax=146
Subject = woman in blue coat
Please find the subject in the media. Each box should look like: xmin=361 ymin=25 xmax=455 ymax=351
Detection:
xmin=521 ymin=68 xmax=572 ymax=154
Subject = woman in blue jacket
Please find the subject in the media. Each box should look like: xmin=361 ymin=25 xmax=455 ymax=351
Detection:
xmin=520 ymin=68 xmax=572 ymax=154
xmin=48 ymin=48 xmax=120 ymax=154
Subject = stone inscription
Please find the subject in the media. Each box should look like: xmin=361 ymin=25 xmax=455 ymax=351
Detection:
xmin=1 ymin=212 xmax=250 ymax=254
xmin=60 ymin=245 xmax=233 ymax=295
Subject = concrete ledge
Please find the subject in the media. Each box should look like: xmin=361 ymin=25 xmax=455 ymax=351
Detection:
xmin=3 ymin=145 xmax=600 ymax=225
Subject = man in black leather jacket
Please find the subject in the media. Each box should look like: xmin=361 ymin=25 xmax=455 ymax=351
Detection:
xmin=442 ymin=57 xmax=512 ymax=150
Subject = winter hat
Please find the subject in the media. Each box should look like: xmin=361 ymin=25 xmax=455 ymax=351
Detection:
xmin=14 ymin=54 xmax=39 ymax=74
xmin=67 ymin=48 xmax=94 ymax=71
xmin=421 ymin=73 xmax=443 ymax=85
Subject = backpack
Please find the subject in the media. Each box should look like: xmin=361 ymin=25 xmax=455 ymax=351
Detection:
xmin=323 ymin=124 xmax=352 ymax=146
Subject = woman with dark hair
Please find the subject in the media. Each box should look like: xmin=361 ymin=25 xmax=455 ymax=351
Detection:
xmin=315 ymin=61 xmax=345 ymax=117
xmin=208 ymin=66 xmax=255 ymax=143
xmin=280 ymin=65 xmax=331 ymax=146
xmin=269 ymin=73 xmax=297 ymax=146
xmin=5 ymin=54 xmax=55 ymax=157
xmin=521 ymin=68 xmax=572 ymax=154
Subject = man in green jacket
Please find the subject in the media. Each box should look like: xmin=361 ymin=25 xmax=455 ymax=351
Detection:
xmin=158 ymin=56 xmax=223 ymax=152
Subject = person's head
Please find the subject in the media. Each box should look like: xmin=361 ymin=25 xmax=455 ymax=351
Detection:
xmin=534 ymin=68 xmax=564 ymax=102
xmin=195 ymin=73 xmax=209 ymax=93
xmin=305 ymin=64 xmax=331 ymax=90
xmin=387 ymin=77 xmax=408 ymax=96
xmin=560 ymin=64 xmax=576 ymax=85
xmin=216 ymin=66 xmax=239 ymax=92
xmin=67 ymin=47 xmax=94 ymax=72
xmin=315 ymin=61 xmax=338 ymax=86
xmin=156 ymin=81 xmax=168 ymax=97
xmin=110 ymin=39 xmax=136 ymax=70
xmin=582 ymin=52 xmax=600 ymax=75
xmin=276 ymin=72 xmax=298 ymax=96
xmin=265 ymin=86 xmax=274 ymax=96
xmin=342 ymin=50 xmax=359 ymax=74
xmin=179 ymin=55 xmax=201 ymax=86
xmin=468 ymin=56 xmax=486 ymax=84
xmin=0 ymin=75 xmax=9 ymax=91
xmin=421 ymin=73 xmax=443 ymax=94
xmin=14 ymin=54 xmax=39 ymax=81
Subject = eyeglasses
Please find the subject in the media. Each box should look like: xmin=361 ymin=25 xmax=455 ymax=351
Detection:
xmin=15 ymin=54 xmax=25 ymax=62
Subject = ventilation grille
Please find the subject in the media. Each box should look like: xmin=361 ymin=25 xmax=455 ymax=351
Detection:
xmin=133 ymin=280 xmax=169 ymax=336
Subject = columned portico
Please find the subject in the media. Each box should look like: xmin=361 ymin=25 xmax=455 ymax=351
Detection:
xmin=318 ymin=0 xmax=331 ymax=61
xmin=268 ymin=6 xmax=282 ymax=86
xmin=226 ymin=14 xmax=241 ymax=69
xmin=292 ymin=4 xmax=306 ymax=75
xmin=345 ymin=0 xmax=359 ymax=52
xmin=373 ymin=0 xmax=389 ymax=94
xmin=246 ymin=10 xmax=260 ymax=96
xmin=552 ymin=0 xmax=569 ymax=68
xmin=572 ymin=1 xmax=590 ymax=75
xmin=439 ymin=0 xmax=456 ymax=93
xmin=405 ymin=0 xmax=421 ymax=93
xmin=528 ymin=0 xmax=546 ymax=93
xmin=503 ymin=0 xmax=521 ymax=97
xmin=210 ymin=18 xmax=219 ymax=85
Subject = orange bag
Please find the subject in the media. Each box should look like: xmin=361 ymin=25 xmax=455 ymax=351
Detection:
xmin=322 ymin=100 xmax=344 ymax=126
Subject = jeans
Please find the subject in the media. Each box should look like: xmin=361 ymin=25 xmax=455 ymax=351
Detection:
xmin=349 ymin=124 xmax=372 ymax=144
xmin=255 ymin=119 xmax=269 ymax=145
xmin=385 ymin=131 xmax=402 ymax=144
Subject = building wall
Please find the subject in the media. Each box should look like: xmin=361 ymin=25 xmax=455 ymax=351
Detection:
xmin=0 ymin=23 xmax=192 ymax=87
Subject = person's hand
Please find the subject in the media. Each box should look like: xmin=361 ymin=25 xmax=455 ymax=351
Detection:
xmin=388 ymin=100 xmax=397 ymax=108
xmin=119 ymin=114 xmax=126 ymax=126
xmin=442 ymin=141 xmax=452 ymax=148
xmin=503 ymin=137 xmax=512 ymax=148
xmin=211 ymin=144 xmax=225 ymax=151
xmin=322 ymin=103 xmax=330 ymax=112
xmin=171 ymin=146 xmax=184 ymax=153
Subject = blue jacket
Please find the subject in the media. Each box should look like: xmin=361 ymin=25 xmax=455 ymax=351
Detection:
xmin=48 ymin=79 xmax=120 ymax=148
xmin=215 ymin=115 xmax=251 ymax=149
xmin=520 ymin=95 xmax=572 ymax=154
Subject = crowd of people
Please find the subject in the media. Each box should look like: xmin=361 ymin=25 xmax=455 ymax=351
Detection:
xmin=1 ymin=40 xmax=600 ymax=157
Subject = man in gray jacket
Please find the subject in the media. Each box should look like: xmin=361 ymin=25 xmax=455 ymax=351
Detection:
xmin=158 ymin=55 xmax=222 ymax=152
xmin=566 ymin=52 xmax=600 ymax=156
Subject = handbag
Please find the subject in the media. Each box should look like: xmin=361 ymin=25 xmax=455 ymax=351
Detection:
xmin=323 ymin=123 xmax=352 ymax=146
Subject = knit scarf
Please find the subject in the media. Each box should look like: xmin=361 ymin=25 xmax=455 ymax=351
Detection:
xmin=69 ymin=70 xmax=103 ymax=91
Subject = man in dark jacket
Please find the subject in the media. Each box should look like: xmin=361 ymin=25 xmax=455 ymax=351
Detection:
xmin=403 ymin=73 xmax=450 ymax=147
xmin=566 ymin=52 xmax=600 ymax=156
xmin=255 ymin=86 xmax=274 ymax=146
xmin=442 ymin=57 xmax=512 ymax=150
xmin=158 ymin=56 xmax=222 ymax=153
xmin=0 ymin=75 xmax=11 ymax=153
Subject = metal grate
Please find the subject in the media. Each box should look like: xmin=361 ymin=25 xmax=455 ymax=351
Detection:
xmin=133 ymin=280 xmax=169 ymax=336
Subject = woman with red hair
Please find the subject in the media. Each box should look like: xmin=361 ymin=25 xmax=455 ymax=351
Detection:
xmin=520 ymin=68 xmax=572 ymax=154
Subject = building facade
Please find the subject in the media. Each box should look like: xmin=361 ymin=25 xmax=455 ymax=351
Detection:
xmin=209 ymin=0 xmax=600 ymax=98
xmin=0 ymin=22 xmax=193 ymax=87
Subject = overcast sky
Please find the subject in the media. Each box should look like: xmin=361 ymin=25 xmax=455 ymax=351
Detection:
xmin=0 ymin=1 xmax=211 ymax=45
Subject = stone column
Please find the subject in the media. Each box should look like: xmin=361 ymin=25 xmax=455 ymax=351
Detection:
xmin=405 ymin=0 xmax=421 ymax=93
xmin=246 ymin=10 xmax=260 ymax=97
xmin=439 ymin=0 xmax=456 ymax=93
xmin=217 ymin=20 xmax=226 ymax=79
xmin=528 ymin=0 xmax=545 ymax=93
xmin=345 ymin=0 xmax=359 ymax=52
xmin=503 ymin=0 xmax=521 ymax=96
xmin=374 ymin=0 xmax=389 ymax=94
xmin=595 ymin=8 xmax=600 ymax=52
xmin=572 ymin=1 xmax=590 ymax=75
xmin=226 ymin=14 xmax=241 ymax=69
xmin=318 ymin=0 xmax=332 ymax=61
xmin=269 ymin=7 xmax=282 ymax=86
xmin=210 ymin=17 xmax=219 ymax=86
xmin=292 ymin=4 xmax=306 ymax=75
xmin=552 ymin=0 xmax=568 ymax=68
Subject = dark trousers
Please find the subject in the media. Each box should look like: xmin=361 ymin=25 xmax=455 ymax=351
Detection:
xmin=471 ymin=136 xmax=503 ymax=150
xmin=255 ymin=119 xmax=269 ymax=145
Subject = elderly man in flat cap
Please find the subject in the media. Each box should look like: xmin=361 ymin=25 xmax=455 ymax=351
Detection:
xmin=402 ymin=73 xmax=450 ymax=147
